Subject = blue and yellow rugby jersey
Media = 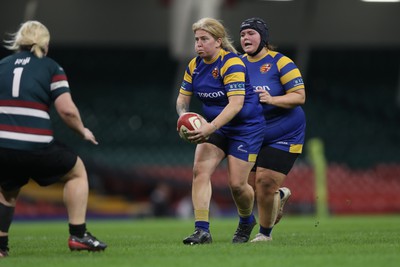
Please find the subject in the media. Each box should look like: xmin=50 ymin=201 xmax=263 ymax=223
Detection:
xmin=179 ymin=49 xmax=264 ymax=131
xmin=0 ymin=51 xmax=70 ymax=150
xmin=241 ymin=50 xmax=306 ymax=153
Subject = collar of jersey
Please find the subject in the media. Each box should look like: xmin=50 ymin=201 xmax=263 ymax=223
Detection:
xmin=246 ymin=49 xmax=269 ymax=63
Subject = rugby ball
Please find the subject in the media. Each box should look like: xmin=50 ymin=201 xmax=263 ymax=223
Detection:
xmin=177 ymin=112 xmax=203 ymax=141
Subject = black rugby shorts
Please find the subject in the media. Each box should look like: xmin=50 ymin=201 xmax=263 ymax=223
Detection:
xmin=252 ymin=145 xmax=299 ymax=175
xmin=0 ymin=141 xmax=77 ymax=191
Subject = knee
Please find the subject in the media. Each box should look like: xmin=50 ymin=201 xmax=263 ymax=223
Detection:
xmin=62 ymin=157 xmax=86 ymax=182
xmin=255 ymin=176 xmax=279 ymax=193
xmin=192 ymin=165 xmax=200 ymax=179
xmin=230 ymin=185 xmax=242 ymax=196
xmin=192 ymin=165 xmax=201 ymax=181
xmin=229 ymin=180 xmax=247 ymax=196
xmin=192 ymin=164 xmax=212 ymax=182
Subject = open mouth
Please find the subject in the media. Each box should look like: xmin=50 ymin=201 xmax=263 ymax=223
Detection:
xmin=244 ymin=42 xmax=252 ymax=48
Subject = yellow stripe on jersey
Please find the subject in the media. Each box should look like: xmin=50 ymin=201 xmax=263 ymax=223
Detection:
xmin=224 ymin=72 xmax=245 ymax=84
xmin=221 ymin=55 xmax=246 ymax=97
xmin=180 ymin=58 xmax=197 ymax=95
xmin=268 ymin=50 xmax=279 ymax=58
xmin=179 ymin=88 xmax=193 ymax=96
xmin=280 ymin=69 xmax=302 ymax=85
xmin=183 ymin=71 xmax=192 ymax=84
xmin=289 ymin=144 xmax=303 ymax=153
xmin=227 ymin=90 xmax=245 ymax=97
xmin=220 ymin=57 xmax=245 ymax=76
xmin=276 ymin=56 xmax=292 ymax=72
xmin=184 ymin=58 xmax=197 ymax=84
xmin=188 ymin=58 xmax=197 ymax=75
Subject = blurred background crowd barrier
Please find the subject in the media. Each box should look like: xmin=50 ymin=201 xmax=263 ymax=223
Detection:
xmin=1 ymin=0 xmax=399 ymax=219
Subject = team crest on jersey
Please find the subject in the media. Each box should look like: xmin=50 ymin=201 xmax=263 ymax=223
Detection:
xmin=212 ymin=67 xmax=219 ymax=79
xmin=260 ymin=64 xmax=272 ymax=73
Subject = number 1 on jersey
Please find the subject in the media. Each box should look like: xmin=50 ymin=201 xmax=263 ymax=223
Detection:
xmin=12 ymin=67 xmax=24 ymax=97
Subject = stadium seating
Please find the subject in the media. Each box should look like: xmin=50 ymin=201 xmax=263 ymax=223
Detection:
xmin=3 ymin=46 xmax=399 ymax=218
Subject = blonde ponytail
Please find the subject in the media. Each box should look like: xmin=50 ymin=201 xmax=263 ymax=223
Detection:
xmin=30 ymin=43 xmax=45 ymax=58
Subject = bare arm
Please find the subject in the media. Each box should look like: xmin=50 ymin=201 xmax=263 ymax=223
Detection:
xmin=187 ymin=95 xmax=245 ymax=144
xmin=211 ymin=95 xmax=244 ymax=129
xmin=256 ymin=89 xmax=306 ymax=109
xmin=54 ymin=93 xmax=98 ymax=145
xmin=176 ymin=93 xmax=191 ymax=116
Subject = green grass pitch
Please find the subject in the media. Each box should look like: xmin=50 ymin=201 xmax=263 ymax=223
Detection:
xmin=3 ymin=215 xmax=399 ymax=267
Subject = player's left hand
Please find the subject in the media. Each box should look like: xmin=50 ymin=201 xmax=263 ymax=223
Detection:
xmin=186 ymin=117 xmax=212 ymax=144
xmin=255 ymin=88 xmax=273 ymax=104
xmin=82 ymin=128 xmax=98 ymax=145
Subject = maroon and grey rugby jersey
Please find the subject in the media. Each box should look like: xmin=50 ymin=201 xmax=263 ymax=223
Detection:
xmin=0 ymin=51 xmax=70 ymax=150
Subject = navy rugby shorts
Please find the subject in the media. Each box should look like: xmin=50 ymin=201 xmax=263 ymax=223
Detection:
xmin=206 ymin=126 xmax=264 ymax=163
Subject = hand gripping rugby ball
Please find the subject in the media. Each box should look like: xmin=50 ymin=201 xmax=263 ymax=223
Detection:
xmin=177 ymin=112 xmax=203 ymax=141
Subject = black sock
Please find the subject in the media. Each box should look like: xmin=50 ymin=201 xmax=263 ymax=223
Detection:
xmin=69 ymin=223 xmax=86 ymax=238
xmin=0 ymin=203 xmax=14 ymax=233
xmin=0 ymin=236 xmax=8 ymax=251
xmin=259 ymin=226 xmax=273 ymax=237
